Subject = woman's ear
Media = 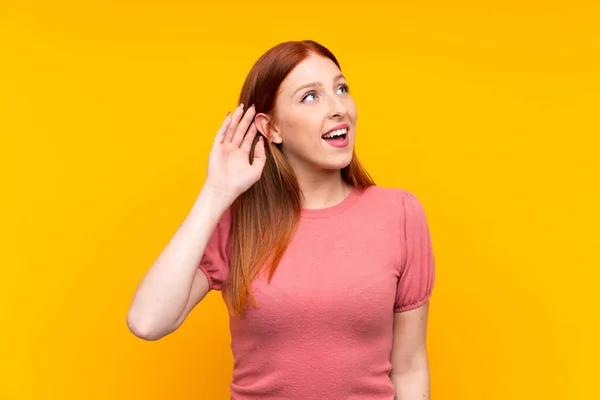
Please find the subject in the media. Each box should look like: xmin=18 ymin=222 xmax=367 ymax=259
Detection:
xmin=254 ymin=112 xmax=283 ymax=144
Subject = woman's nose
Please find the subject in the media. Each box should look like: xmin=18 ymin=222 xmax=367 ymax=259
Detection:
xmin=329 ymin=96 xmax=347 ymax=118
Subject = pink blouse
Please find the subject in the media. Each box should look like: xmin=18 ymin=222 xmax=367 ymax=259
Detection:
xmin=199 ymin=185 xmax=436 ymax=399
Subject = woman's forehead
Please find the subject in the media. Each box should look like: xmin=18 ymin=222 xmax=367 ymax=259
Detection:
xmin=279 ymin=55 xmax=341 ymax=96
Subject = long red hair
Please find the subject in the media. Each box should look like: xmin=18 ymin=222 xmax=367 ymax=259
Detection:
xmin=223 ymin=40 xmax=375 ymax=317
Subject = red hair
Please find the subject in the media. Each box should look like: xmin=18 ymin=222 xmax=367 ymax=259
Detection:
xmin=223 ymin=40 xmax=375 ymax=317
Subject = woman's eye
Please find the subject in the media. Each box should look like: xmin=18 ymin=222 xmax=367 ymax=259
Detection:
xmin=301 ymin=92 xmax=317 ymax=103
xmin=301 ymin=84 xmax=349 ymax=103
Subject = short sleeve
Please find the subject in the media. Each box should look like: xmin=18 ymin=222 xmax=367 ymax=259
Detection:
xmin=394 ymin=191 xmax=436 ymax=312
xmin=198 ymin=208 xmax=232 ymax=291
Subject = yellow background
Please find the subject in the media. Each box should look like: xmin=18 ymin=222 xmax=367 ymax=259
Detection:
xmin=1 ymin=0 xmax=598 ymax=399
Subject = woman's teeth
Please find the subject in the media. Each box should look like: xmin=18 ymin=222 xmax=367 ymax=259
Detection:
xmin=322 ymin=128 xmax=348 ymax=139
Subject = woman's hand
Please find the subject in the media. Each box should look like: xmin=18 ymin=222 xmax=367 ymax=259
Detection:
xmin=204 ymin=103 xmax=266 ymax=205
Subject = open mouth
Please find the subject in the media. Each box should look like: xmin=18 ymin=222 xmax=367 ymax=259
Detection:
xmin=321 ymin=127 xmax=348 ymax=141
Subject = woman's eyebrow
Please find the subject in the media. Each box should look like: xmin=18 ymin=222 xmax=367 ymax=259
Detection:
xmin=292 ymin=74 xmax=346 ymax=96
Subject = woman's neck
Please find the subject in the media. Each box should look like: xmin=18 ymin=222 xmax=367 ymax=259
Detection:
xmin=296 ymin=170 xmax=353 ymax=210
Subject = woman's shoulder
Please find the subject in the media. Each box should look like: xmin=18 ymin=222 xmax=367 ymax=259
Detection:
xmin=350 ymin=185 xmax=404 ymax=216
xmin=361 ymin=184 xmax=412 ymax=202
xmin=360 ymin=185 xmax=427 ymax=215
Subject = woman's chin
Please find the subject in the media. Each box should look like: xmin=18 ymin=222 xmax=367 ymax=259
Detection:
xmin=320 ymin=153 xmax=354 ymax=171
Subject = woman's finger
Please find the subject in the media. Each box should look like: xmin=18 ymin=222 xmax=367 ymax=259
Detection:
xmin=232 ymin=104 xmax=256 ymax=148
xmin=214 ymin=112 xmax=232 ymax=144
xmin=240 ymin=121 xmax=258 ymax=152
xmin=253 ymin=135 xmax=266 ymax=166
xmin=224 ymin=103 xmax=245 ymax=143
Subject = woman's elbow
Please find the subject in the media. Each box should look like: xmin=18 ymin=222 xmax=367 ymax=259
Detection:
xmin=126 ymin=311 xmax=170 ymax=341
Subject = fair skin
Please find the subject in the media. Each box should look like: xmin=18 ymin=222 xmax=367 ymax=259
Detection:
xmin=126 ymin=103 xmax=265 ymax=340
xmin=127 ymin=51 xmax=431 ymax=398
xmin=391 ymin=303 xmax=432 ymax=400
xmin=256 ymin=53 xmax=432 ymax=399
xmin=254 ymin=53 xmax=356 ymax=209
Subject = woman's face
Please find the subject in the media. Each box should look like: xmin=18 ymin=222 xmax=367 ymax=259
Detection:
xmin=258 ymin=53 xmax=357 ymax=175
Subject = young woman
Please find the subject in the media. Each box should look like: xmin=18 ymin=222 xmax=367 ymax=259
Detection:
xmin=127 ymin=40 xmax=436 ymax=400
